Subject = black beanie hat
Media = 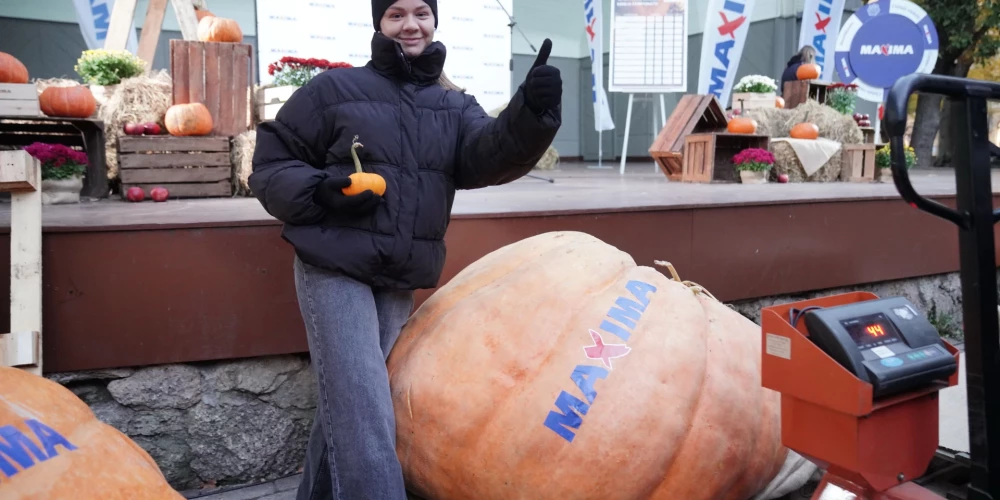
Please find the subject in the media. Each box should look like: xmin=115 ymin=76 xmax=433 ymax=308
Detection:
xmin=372 ymin=0 xmax=438 ymax=31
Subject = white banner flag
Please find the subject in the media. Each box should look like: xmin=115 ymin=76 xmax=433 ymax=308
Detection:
xmin=584 ymin=0 xmax=615 ymax=132
xmin=798 ymin=0 xmax=845 ymax=82
xmin=697 ymin=0 xmax=757 ymax=108
xmin=74 ymin=0 xmax=139 ymax=53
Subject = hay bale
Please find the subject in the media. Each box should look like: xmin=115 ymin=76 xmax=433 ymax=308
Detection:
xmin=232 ymin=130 xmax=255 ymax=196
xmin=488 ymin=100 xmax=560 ymax=171
xmin=98 ymin=70 xmax=172 ymax=180
xmin=744 ymin=100 xmax=862 ymax=182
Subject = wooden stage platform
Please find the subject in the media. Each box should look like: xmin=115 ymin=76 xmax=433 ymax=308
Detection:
xmin=2 ymin=161 xmax=997 ymax=373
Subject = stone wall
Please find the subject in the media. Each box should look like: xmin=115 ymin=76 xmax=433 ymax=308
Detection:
xmin=47 ymin=355 xmax=317 ymax=491
xmin=44 ymin=269 xmax=983 ymax=490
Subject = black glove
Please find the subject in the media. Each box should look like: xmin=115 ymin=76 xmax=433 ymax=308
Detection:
xmin=523 ymin=39 xmax=562 ymax=114
xmin=314 ymin=176 xmax=381 ymax=215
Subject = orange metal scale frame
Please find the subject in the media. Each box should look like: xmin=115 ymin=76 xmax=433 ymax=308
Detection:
xmin=761 ymin=292 xmax=961 ymax=500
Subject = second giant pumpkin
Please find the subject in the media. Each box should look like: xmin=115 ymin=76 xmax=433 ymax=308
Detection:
xmin=387 ymin=231 xmax=789 ymax=500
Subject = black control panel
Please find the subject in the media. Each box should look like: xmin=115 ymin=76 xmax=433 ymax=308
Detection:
xmin=802 ymin=297 xmax=958 ymax=399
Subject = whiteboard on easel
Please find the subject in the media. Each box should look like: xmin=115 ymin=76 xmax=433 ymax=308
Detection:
xmin=254 ymin=0 xmax=513 ymax=112
xmin=608 ymin=0 xmax=689 ymax=93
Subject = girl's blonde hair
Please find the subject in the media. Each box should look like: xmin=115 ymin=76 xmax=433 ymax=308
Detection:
xmin=799 ymin=45 xmax=817 ymax=64
xmin=438 ymin=72 xmax=465 ymax=92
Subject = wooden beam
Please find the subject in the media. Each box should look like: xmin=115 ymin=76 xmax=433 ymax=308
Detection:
xmin=137 ymin=0 xmax=170 ymax=71
xmin=0 ymin=151 xmax=42 ymax=375
xmin=104 ymin=0 xmax=139 ymax=51
xmin=171 ymin=0 xmax=201 ymax=41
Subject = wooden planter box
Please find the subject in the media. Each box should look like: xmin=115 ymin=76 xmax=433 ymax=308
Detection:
xmin=840 ymin=143 xmax=877 ymax=183
xmin=681 ymin=133 xmax=771 ymax=183
xmin=0 ymin=84 xmax=40 ymax=117
xmin=118 ymin=136 xmax=232 ymax=198
xmin=170 ymin=40 xmax=254 ymax=137
xmin=783 ymin=81 xmax=830 ymax=109
xmin=649 ymin=94 xmax=728 ymax=181
xmin=256 ymin=86 xmax=299 ymax=122
xmin=732 ymin=92 xmax=776 ymax=111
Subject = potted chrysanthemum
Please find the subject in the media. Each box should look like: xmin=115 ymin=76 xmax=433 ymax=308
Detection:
xmin=732 ymin=75 xmax=779 ymax=110
xmin=733 ymin=147 xmax=775 ymax=184
xmin=23 ymin=142 xmax=88 ymax=205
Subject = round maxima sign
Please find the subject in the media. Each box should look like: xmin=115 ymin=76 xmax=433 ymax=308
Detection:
xmin=835 ymin=0 xmax=938 ymax=103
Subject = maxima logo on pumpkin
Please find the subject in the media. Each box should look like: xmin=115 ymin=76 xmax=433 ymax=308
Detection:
xmin=0 ymin=418 xmax=78 ymax=480
xmin=543 ymin=280 xmax=658 ymax=443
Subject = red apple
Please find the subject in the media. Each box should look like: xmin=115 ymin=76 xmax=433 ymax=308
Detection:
xmin=150 ymin=186 xmax=169 ymax=202
xmin=853 ymin=113 xmax=863 ymax=121
xmin=778 ymin=174 xmax=790 ymax=184
xmin=144 ymin=122 xmax=161 ymax=135
xmin=126 ymin=187 xmax=145 ymax=202
xmin=123 ymin=122 xmax=143 ymax=135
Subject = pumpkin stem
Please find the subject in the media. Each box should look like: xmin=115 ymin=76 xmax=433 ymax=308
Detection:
xmin=653 ymin=260 xmax=720 ymax=302
xmin=350 ymin=135 xmax=364 ymax=174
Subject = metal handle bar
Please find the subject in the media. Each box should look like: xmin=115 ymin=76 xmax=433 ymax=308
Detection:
xmin=884 ymin=73 xmax=1000 ymax=228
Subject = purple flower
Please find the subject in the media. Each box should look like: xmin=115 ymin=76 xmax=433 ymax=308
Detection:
xmin=733 ymin=148 xmax=775 ymax=166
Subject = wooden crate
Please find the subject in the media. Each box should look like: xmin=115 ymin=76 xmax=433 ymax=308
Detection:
xmin=170 ymin=40 xmax=253 ymax=137
xmin=859 ymin=127 xmax=876 ymax=144
xmin=839 ymin=143 xmax=877 ymax=183
xmin=681 ymin=133 xmax=771 ymax=183
xmin=783 ymin=81 xmax=830 ymax=109
xmin=118 ymin=136 xmax=233 ymax=198
xmin=0 ymin=84 xmax=40 ymax=117
xmin=649 ymin=94 xmax=728 ymax=181
xmin=256 ymin=86 xmax=299 ymax=122
xmin=0 ymin=116 xmax=108 ymax=198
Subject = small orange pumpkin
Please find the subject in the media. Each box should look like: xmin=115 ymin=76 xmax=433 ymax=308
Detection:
xmin=775 ymin=96 xmax=785 ymax=109
xmin=0 ymin=52 xmax=29 ymax=84
xmin=790 ymin=122 xmax=820 ymax=140
xmin=727 ymin=116 xmax=758 ymax=135
xmin=165 ymin=102 xmax=214 ymax=136
xmin=796 ymin=63 xmax=821 ymax=80
xmin=197 ymin=16 xmax=243 ymax=43
xmin=39 ymin=85 xmax=97 ymax=118
xmin=342 ymin=135 xmax=387 ymax=197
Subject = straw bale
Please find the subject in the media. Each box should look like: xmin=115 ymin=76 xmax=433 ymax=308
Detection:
xmin=744 ymin=100 xmax=863 ymax=182
xmin=232 ymin=130 xmax=256 ymax=196
xmin=98 ymin=70 xmax=173 ymax=180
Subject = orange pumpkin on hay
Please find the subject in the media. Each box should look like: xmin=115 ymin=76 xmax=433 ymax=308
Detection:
xmin=387 ymin=231 xmax=789 ymax=500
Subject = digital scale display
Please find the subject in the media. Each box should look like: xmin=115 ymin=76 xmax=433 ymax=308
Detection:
xmin=840 ymin=312 xmax=902 ymax=350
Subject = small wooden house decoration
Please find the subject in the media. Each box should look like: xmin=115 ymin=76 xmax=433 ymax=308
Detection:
xmin=649 ymin=94 xmax=729 ymax=181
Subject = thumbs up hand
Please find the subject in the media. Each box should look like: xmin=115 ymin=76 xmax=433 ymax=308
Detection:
xmin=523 ymin=39 xmax=562 ymax=114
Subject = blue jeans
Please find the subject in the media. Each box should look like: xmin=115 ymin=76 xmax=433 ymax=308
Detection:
xmin=292 ymin=256 xmax=415 ymax=500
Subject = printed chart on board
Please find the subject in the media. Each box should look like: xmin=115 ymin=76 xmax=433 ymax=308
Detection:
xmin=254 ymin=0 xmax=514 ymax=112
xmin=609 ymin=0 xmax=689 ymax=93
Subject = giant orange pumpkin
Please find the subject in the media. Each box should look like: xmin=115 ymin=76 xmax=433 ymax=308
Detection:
xmin=39 ymin=85 xmax=97 ymax=118
xmin=387 ymin=231 xmax=789 ymax=500
xmin=0 ymin=52 xmax=29 ymax=84
xmin=165 ymin=102 xmax=214 ymax=136
xmin=796 ymin=63 xmax=821 ymax=80
xmin=197 ymin=16 xmax=243 ymax=43
xmin=0 ymin=366 xmax=183 ymax=499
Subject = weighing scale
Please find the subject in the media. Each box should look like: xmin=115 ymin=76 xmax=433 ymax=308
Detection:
xmin=761 ymin=73 xmax=1000 ymax=500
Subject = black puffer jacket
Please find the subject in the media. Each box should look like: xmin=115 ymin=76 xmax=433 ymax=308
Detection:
xmin=250 ymin=33 xmax=561 ymax=290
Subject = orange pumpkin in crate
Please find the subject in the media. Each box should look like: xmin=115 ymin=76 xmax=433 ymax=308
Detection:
xmin=727 ymin=116 xmax=758 ymax=134
xmin=387 ymin=231 xmax=789 ymax=500
xmin=0 ymin=51 xmax=29 ymax=84
xmin=39 ymin=85 xmax=97 ymax=118
xmin=197 ymin=16 xmax=243 ymax=43
xmin=0 ymin=366 xmax=183 ymax=499
xmin=165 ymin=102 xmax=214 ymax=136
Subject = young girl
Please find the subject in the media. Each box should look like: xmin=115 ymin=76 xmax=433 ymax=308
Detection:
xmin=780 ymin=45 xmax=817 ymax=96
xmin=249 ymin=0 xmax=562 ymax=498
